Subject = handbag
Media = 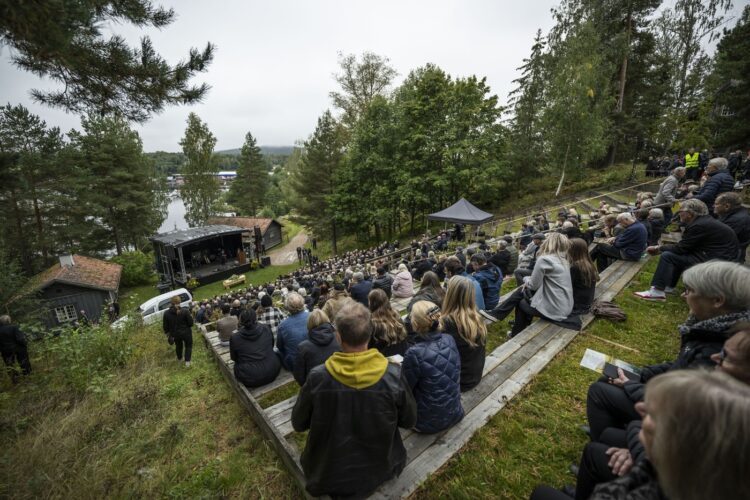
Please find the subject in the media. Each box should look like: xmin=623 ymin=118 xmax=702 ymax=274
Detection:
xmin=167 ymin=335 xmax=175 ymax=345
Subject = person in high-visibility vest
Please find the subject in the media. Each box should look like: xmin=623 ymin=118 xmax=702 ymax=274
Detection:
xmin=685 ymin=147 xmax=700 ymax=181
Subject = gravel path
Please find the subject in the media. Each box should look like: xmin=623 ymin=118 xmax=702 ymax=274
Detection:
xmin=268 ymin=231 xmax=308 ymax=265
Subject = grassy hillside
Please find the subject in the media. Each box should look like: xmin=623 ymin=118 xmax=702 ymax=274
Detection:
xmin=1 ymin=257 xmax=687 ymax=499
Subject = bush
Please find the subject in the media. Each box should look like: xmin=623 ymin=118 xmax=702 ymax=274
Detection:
xmin=110 ymin=251 xmax=154 ymax=287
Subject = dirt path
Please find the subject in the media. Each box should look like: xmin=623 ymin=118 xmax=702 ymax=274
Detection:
xmin=268 ymin=231 xmax=308 ymax=265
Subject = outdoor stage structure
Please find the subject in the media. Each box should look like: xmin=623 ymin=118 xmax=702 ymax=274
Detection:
xmin=427 ymin=197 xmax=494 ymax=241
xmin=150 ymin=225 xmax=262 ymax=290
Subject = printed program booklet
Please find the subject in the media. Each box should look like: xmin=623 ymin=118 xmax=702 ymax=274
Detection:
xmin=580 ymin=348 xmax=641 ymax=381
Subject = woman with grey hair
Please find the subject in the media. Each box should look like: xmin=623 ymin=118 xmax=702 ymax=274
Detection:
xmin=587 ymin=260 xmax=750 ymax=442
xmin=693 ymin=156 xmax=734 ymax=214
xmin=0 ymin=315 xmax=31 ymax=383
xmin=531 ymin=370 xmax=750 ymax=500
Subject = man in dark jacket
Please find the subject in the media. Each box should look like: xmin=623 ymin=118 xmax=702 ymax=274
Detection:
xmin=693 ymin=157 xmax=734 ymax=215
xmin=292 ymin=302 xmax=417 ymax=498
xmin=0 ymin=315 xmax=31 ymax=383
xmin=590 ymin=212 xmax=648 ymax=271
xmin=372 ymin=267 xmax=393 ymax=298
xmin=348 ymin=271 xmax=373 ymax=308
xmin=162 ymin=296 xmax=195 ymax=366
xmin=471 ymin=254 xmax=502 ymax=310
xmin=411 ymin=253 xmax=433 ymax=281
xmin=490 ymin=240 xmax=512 ymax=275
xmin=636 ymin=199 xmax=739 ymax=300
xmin=715 ymin=192 xmax=750 ymax=262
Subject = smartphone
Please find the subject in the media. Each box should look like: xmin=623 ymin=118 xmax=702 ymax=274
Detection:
xmin=604 ymin=362 xmax=638 ymax=381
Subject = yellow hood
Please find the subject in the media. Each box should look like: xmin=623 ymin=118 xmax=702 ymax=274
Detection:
xmin=325 ymin=349 xmax=388 ymax=390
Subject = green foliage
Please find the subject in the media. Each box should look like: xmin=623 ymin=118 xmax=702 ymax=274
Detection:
xmin=110 ymin=251 xmax=155 ymax=287
xmin=180 ymin=113 xmax=220 ymax=227
xmin=0 ymin=0 xmax=214 ymax=122
xmin=145 ymin=151 xmax=185 ymax=176
xmin=227 ymin=132 xmax=268 ymax=216
xmin=67 ymin=114 xmax=167 ymax=255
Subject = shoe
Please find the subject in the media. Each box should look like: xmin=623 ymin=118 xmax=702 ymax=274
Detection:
xmin=578 ymin=424 xmax=591 ymax=438
xmin=561 ymin=485 xmax=576 ymax=498
xmin=664 ymin=286 xmax=676 ymax=294
xmin=479 ymin=309 xmax=499 ymax=323
xmin=634 ymin=288 xmax=666 ymax=301
xmin=185 ymin=361 xmax=191 ymax=367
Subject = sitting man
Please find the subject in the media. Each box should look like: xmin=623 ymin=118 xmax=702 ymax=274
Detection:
xmin=372 ymin=267 xmax=394 ymax=298
xmin=635 ymin=199 xmax=739 ymax=300
xmin=291 ymin=302 xmax=417 ymax=498
xmin=471 ymin=253 xmax=502 ymax=310
xmin=589 ymin=212 xmax=647 ymax=272
xmin=216 ymin=303 xmax=238 ymax=347
xmin=515 ymin=233 xmax=545 ymax=285
xmin=490 ymin=239 xmax=512 ymax=276
xmin=348 ymin=271 xmax=373 ymax=308
xmin=714 ymin=192 xmax=750 ymax=262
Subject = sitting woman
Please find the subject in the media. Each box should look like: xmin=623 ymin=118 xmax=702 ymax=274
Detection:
xmin=368 ymin=289 xmax=409 ymax=357
xmin=586 ymin=260 xmax=750 ymax=442
xmin=481 ymin=233 xmax=573 ymax=338
xmin=230 ymin=309 xmax=281 ymax=388
xmin=530 ymin=370 xmax=750 ymax=500
xmin=293 ymin=309 xmax=340 ymax=386
xmin=391 ymin=263 xmax=415 ymax=298
xmin=407 ymin=271 xmax=446 ymax=313
xmin=555 ymin=238 xmax=598 ymax=330
xmin=440 ymin=276 xmax=487 ymax=392
xmin=402 ymin=301 xmax=464 ymax=434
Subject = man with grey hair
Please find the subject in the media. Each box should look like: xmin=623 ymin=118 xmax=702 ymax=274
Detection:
xmin=691 ymin=157 xmax=734 ymax=215
xmin=349 ymin=271 xmax=373 ymax=308
xmin=653 ymin=166 xmax=685 ymax=208
xmin=277 ymin=292 xmax=310 ymax=371
xmin=589 ymin=212 xmax=648 ymax=271
xmin=635 ymin=199 xmax=739 ymax=300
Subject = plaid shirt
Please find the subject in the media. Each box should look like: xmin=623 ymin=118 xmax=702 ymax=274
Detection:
xmin=258 ymin=307 xmax=286 ymax=336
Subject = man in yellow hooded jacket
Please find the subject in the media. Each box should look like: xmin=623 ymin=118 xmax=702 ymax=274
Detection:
xmin=292 ymin=302 xmax=417 ymax=498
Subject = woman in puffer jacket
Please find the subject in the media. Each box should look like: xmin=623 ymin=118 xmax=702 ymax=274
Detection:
xmin=402 ymin=301 xmax=463 ymax=434
xmin=391 ymin=263 xmax=415 ymax=298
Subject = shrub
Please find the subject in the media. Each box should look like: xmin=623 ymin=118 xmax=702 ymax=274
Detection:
xmin=110 ymin=251 xmax=154 ymax=287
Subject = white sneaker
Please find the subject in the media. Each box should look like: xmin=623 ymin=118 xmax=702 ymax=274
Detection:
xmin=185 ymin=361 xmax=191 ymax=367
xmin=634 ymin=288 xmax=666 ymax=301
xmin=664 ymin=286 xmax=676 ymax=294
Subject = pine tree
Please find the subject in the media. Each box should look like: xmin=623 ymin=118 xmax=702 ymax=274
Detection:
xmin=180 ymin=113 xmax=219 ymax=227
xmin=228 ymin=132 xmax=268 ymax=216
xmin=288 ymin=111 xmax=346 ymax=253
xmin=1 ymin=0 xmax=214 ymax=122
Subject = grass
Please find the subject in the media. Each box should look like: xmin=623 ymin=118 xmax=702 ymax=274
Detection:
xmin=0 ymin=322 xmax=299 ymax=499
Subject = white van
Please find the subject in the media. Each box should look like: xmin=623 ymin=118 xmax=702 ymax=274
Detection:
xmin=113 ymin=288 xmax=192 ymax=329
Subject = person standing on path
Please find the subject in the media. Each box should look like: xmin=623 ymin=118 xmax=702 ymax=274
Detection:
xmin=296 ymin=246 xmax=302 ymax=264
xmin=162 ymin=295 xmax=195 ymax=367
xmin=0 ymin=315 xmax=31 ymax=383
xmin=312 ymin=237 xmax=317 ymax=250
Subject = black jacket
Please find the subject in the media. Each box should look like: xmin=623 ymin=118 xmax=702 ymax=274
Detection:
xmin=695 ymin=168 xmax=734 ymax=213
xmin=442 ymin=318 xmax=485 ymax=392
xmin=292 ymin=362 xmax=417 ymax=498
xmin=372 ymin=274 xmax=394 ymax=298
xmin=719 ymin=206 xmax=750 ymax=261
xmin=412 ymin=259 xmax=433 ymax=280
xmin=349 ymin=280 xmax=373 ymax=307
xmin=293 ymin=323 xmax=340 ymax=386
xmin=590 ymin=461 xmax=666 ymax=500
xmin=162 ymin=306 xmax=193 ymax=338
xmin=230 ymin=323 xmax=281 ymax=388
xmin=647 ymin=218 xmax=664 ymax=246
xmin=659 ymin=214 xmax=738 ymax=262
xmin=0 ymin=324 xmax=27 ymax=354
xmin=489 ymin=249 xmax=511 ymax=275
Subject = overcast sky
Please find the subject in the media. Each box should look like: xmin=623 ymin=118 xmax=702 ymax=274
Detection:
xmin=0 ymin=0 xmax=739 ymax=152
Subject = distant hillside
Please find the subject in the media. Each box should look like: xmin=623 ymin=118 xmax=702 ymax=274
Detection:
xmin=217 ymin=145 xmax=295 ymax=156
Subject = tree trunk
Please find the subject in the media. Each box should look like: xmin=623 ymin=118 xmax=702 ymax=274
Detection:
xmin=615 ymin=4 xmax=633 ymax=113
xmin=10 ymin=190 xmax=32 ymax=274
xmin=409 ymin=204 xmax=416 ymax=236
xmin=109 ymin=207 xmax=123 ymax=255
xmin=32 ymin=195 xmax=48 ymax=264
xmin=331 ymin=220 xmax=338 ymax=255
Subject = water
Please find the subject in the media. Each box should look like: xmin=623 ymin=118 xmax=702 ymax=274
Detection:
xmin=159 ymin=195 xmax=188 ymax=233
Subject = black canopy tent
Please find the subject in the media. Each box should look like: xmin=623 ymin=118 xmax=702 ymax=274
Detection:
xmin=427 ymin=198 xmax=494 ymax=240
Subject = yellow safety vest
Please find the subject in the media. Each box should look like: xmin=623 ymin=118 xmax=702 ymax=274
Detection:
xmin=685 ymin=152 xmax=699 ymax=169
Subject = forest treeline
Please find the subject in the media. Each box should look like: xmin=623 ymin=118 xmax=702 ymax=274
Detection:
xmin=1 ymin=0 xmax=748 ymax=278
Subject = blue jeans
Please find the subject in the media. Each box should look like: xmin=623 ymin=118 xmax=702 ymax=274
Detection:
xmin=650 ymin=251 xmax=703 ymax=290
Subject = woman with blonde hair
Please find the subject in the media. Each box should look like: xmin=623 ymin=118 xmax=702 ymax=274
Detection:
xmin=481 ymin=232 xmax=573 ymax=337
xmin=368 ymin=289 xmax=408 ymax=357
xmin=440 ymin=276 xmax=487 ymax=391
xmin=402 ymin=301 xmax=463 ymax=433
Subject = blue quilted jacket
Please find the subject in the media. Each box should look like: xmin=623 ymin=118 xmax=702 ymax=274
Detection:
xmin=403 ymin=332 xmax=464 ymax=434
